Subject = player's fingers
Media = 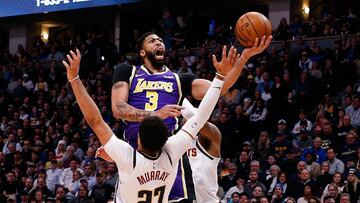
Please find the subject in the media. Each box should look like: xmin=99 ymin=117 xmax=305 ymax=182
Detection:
xmin=70 ymin=50 xmax=76 ymax=60
xmin=212 ymin=54 xmax=219 ymax=65
xmin=253 ymin=38 xmax=260 ymax=48
xmin=167 ymin=104 xmax=183 ymax=109
xmin=76 ymin=49 xmax=81 ymax=59
xmin=227 ymin=46 xmax=234 ymax=58
xmin=222 ymin=45 xmax=227 ymax=60
xmin=265 ymin=35 xmax=273 ymax=45
xmin=230 ymin=48 xmax=237 ymax=64
xmin=260 ymin=35 xmax=267 ymax=46
xmin=66 ymin=54 xmax=73 ymax=65
xmin=62 ymin=60 xmax=70 ymax=69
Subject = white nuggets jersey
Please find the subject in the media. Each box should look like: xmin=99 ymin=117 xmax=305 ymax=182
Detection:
xmin=104 ymin=133 xmax=194 ymax=203
xmin=187 ymin=139 xmax=220 ymax=203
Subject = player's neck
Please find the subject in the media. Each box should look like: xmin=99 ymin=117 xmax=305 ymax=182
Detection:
xmin=143 ymin=62 xmax=165 ymax=73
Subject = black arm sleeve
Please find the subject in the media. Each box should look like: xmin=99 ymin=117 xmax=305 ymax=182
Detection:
xmin=112 ymin=63 xmax=133 ymax=84
xmin=178 ymin=73 xmax=197 ymax=97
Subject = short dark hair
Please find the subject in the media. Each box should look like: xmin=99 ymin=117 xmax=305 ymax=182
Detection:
xmin=231 ymin=192 xmax=241 ymax=198
xmin=139 ymin=116 xmax=169 ymax=153
xmin=136 ymin=31 xmax=156 ymax=51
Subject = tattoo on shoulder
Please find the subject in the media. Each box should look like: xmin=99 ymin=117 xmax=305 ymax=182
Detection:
xmin=113 ymin=82 xmax=126 ymax=89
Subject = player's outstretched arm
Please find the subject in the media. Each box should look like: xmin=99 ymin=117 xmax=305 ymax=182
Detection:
xmin=222 ymin=35 xmax=272 ymax=93
xmin=63 ymin=49 xmax=112 ymax=146
xmin=190 ymin=36 xmax=272 ymax=99
xmin=181 ymin=99 xmax=221 ymax=158
xmin=167 ymin=51 xmax=234 ymax=160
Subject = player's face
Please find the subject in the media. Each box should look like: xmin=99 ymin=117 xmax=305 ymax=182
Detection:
xmin=142 ymin=34 xmax=165 ymax=69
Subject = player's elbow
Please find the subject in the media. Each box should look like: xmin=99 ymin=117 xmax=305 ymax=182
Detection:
xmin=112 ymin=108 xmax=122 ymax=119
xmin=112 ymin=101 xmax=126 ymax=119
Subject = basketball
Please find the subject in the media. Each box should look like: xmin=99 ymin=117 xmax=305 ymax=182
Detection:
xmin=235 ymin=12 xmax=272 ymax=47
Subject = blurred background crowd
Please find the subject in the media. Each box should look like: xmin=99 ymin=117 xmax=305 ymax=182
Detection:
xmin=0 ymin=3 xmax=360 ymax=203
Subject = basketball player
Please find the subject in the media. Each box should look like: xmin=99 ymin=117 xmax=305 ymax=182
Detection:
xmin=63 ymin=48 xmax=232 ymax=203
xmin=182 ymin=98 xmax=221 ymax=203
xmin=97 ymin=98 xmax=222 ymax=202
xmin=109 ymin=32 xmax=272 ymax=202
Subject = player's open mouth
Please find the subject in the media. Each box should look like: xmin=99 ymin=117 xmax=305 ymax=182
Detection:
xmin=155 ymin=48 xmax=164 ymax=59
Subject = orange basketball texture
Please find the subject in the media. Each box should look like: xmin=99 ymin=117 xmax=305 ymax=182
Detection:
xmin=235 ymin=12 xmax=272 ymax=47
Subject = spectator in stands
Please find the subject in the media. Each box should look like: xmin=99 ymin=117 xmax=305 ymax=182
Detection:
xmin=276 ymin=18 xmax=290 ymax=40
xmin=104 ymin=162 xmax=118 ymax=188
xmin=345 ymin=95 xmax=360 ymax=128
xmin=29 ymin=177 xmax=53 ymax=200
xmin=321 ymin=183 xmax=341 ymax=202
xmin=301 ymin=137 xmax=327 ymax=164
xmin=292 ymin=110 xmax=313 ymax=135
xmin=82 ymin=163 xmax=96 ymax=189
xmin=256 ymin=131 xmax=271 ymax=161
xmin=68 ymin=185 xmax=94 ymax=203
xmin=335 ymin=113 xmax=352 ymax=144
xmin=54 ymin=185 xmax=68 ymax=203
xmin=339 ymin=131 xmax=358 ymax=162
xmin=223 ymin=176 xmax=245 ymax=202
xmin=270 ymin=183 xmax=286 ymax=203
xmin=227 ymin=191 xmax=240 ymax=203
xmin=303 ymin=152 xmax=321 ymax=178
xmin=55 ymin=140 xmax=66 ymax=162
xmin=343 ymin=168 xmax=360 ymax=202
xmin=219 ymin=162 xmax=238 ymax=193
xmin=59 ymin=159 xmax=83 ymax=190
xmin=90 ymin=173 xmax=113 ymax=203
xmin=265 ymin=165 xmax=281 ymax=196
xmin=292 ymin=128 xmax=313 ymax=152
xmin=243 ymin=171 xmax=266 ymax=197
xmin=47 ymin=46 xmax=64 ymax=62
xmin=19 ymin=177 xmax=34 ymax=197
xmin=46 ymin=160 xmax=62 ymax=192
xmin=62 ymin=146 xmax=80 ymax=168
xmin=317 ymin=161 xmax=332 ymax=190
xmin=327 ymin=148 xmax=345 ymax=175
xmin=299 ymin=51 xmax=313 ymax=72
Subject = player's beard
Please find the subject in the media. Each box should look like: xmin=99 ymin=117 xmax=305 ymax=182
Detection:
xmin=147 ymin=51 xmax=165 ymax=70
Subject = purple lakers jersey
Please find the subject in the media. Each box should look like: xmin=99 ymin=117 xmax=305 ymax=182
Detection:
xmin=125 ymin=65 xmax=182 ymax=148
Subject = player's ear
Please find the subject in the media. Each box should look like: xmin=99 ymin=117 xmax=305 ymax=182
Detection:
xmin=140 ymin=50 xmax=145 ymax=57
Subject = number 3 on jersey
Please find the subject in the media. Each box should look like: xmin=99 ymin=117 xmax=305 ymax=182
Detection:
xmin=138 ymin=185 xmax=165 ymax=203
xmin=145 ymin=91 xmax=158 ymax=111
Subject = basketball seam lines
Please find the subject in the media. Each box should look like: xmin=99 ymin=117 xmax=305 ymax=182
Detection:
xmin=237 ymin=28 xmax=253 ymax=44
xmin=260 ymin=15 xmax=267 ymax=36
xmin=245 ymin=14 xmax=260 ymax=39
xmin=235 ymin=19 xmax=253 ymax=45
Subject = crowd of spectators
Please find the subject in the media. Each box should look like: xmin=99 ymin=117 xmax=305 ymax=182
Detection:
xmin=0 ymin=4 xmax=360 ymax=203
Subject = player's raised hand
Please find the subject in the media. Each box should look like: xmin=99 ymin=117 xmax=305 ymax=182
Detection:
xmin=241 ymin=35 xmax=273 ymax=59
xmin=154 ymin=104 xmax=184 ymax=119
xmin=62 ymin=49 xmax=81 ymax=81
xmin=212 ymin=45 xmax=240 ymax=76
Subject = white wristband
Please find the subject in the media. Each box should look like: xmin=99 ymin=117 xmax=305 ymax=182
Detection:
xmin=68 ymin=75 xmax=79 ymax=82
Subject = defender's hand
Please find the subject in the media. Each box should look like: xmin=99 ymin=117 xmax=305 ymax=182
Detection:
xmin=62 ymin=49 xmax=81 ymax=81
xmin=241 ymin=35 xmax=273 ymax=60
xmin=212 ymin=46 xmax=239 ymax=76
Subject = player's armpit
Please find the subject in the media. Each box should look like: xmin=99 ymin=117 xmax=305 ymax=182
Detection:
xmin=96 ymin=146 xmax=115 ymax=162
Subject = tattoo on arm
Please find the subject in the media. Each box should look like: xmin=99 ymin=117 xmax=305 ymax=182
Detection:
xmin=115 ymin=101 xmax=152 ymax=122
